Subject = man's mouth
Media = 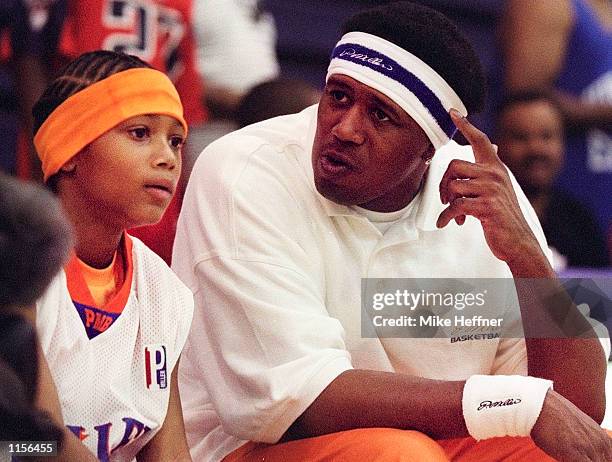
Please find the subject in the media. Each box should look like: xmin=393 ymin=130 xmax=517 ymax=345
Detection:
xmin=319 ymin=152 xmax=356 ymax=176
xmin=524 ymin=155 xmax=552 ymax=169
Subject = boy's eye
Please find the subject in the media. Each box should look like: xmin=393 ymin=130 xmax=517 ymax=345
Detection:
xmin=373 ymin=108 xmax=390 ymax=122
xmin=170 ymin=136 xmax=184 ymax=149
xmin=129 ymin=127 xmax=149 ymax=139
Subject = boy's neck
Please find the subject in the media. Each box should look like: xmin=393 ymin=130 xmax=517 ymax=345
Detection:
xmin=58 ymin=185 xmax=125 ymax=268
xmin=74 ymin=232 xmax=123 ymax=269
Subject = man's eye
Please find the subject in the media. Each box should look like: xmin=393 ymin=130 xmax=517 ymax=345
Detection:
xmin=373 ymin=109 xmax=389 ymax=122
xmin=170 ymin=136 xmax=184 ymax=149
xmin=129 ymin=127 xmax=149 ymax=139
xmin=330 ymin=90 xmax=347 ymax=102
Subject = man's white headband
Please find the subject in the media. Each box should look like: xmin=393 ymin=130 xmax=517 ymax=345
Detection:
xmin=327 ymin=31 xmax=467 ymax=149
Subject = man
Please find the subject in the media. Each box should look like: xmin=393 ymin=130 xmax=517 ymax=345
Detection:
xmin=173 ymin=2 xmax=611 ymax=461
xmin=501 ymin=0 xmax=612 ymax=240
xmin=496 ymin=91 xmax=609 ymax=268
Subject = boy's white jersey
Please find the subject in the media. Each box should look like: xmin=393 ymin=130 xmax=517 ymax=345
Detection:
xmin=36 ymin=236 xmax=194 ymax=462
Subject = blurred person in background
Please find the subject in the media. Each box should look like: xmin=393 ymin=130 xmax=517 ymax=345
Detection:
xmin=192 ymin=0 xmax=279 ymax=120
xmin=182 ymin=76 xmax=321 ymax=185
xmin=188 ymin=2 xmax=321 ymax=175
xmin=0 ymin=0 xmax=66 ymax=181
xmin=185 ymin=0 xmax=283 ymax=165
xmin=235 ymin=78 xmax=321 ymax=129
xmin=500 ymin=0 xmax=611 ymax=244
xmin=0 ymin=172 xmax=97 ymax=461
xmin=496 ymin=91 xmax=609 ymax=269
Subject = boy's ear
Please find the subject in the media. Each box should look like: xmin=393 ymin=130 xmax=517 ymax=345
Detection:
xmin=59 ymin=158 xmax=76 ymax=174
xmin=60 ymin=145 xmax=89 ymax=173
xmin=59 ymin=148 xmax=86 ymax=174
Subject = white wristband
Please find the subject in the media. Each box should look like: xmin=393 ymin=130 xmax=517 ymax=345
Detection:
xmin=462 ymin=375 xmax=553 ymax=440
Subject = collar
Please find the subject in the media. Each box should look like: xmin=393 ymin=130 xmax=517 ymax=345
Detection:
xmin=65 ymin=232 xmax=134 ymax=313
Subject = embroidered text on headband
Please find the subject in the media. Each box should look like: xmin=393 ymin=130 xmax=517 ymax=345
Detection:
xmin=326 ymin=31 xmax=467 ymax=149
xmin=34 ymin=67 xmax=188 ymax=181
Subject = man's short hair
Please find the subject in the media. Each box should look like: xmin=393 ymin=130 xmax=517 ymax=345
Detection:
xmin=342 ymin=1 xmax=486 ymax=114
xmin=0 ymin=174 xmax=72 ymax=308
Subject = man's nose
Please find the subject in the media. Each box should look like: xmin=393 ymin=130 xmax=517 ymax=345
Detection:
xmin=332 ymin=106 xmax=366 ymax=145
xmin=525 ymin=135 xmax=553 ymax=154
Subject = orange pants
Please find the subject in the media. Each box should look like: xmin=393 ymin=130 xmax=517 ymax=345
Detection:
xmin=223 ymin=428 xmax=559 ymax=461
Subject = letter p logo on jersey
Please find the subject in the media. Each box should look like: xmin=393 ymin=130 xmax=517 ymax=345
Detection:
xmin=144 ymin=344 xmax=168 ymax=390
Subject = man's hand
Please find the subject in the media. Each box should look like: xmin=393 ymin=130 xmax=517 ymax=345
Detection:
xmin=437 ymin=111 xmax=606 ymax=420
xmin=531 ymin=389 xmax=612 ymax=462
xmin=437 ymin=109 xmax=549 ymax=271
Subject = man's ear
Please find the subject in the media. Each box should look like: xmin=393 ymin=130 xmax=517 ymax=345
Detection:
xmin=422 ymin=142 xmax=435 ymax=164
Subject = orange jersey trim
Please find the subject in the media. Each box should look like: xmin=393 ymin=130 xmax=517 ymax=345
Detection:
xmin=65 ymin=234 xmax=134 ymax=314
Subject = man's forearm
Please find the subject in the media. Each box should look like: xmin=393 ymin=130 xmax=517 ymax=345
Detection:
xmin=525 ymin=338 xmax=606 ymax=423
xmin=284 ymin=369 xmax=468 ymax=441
xmin=508 ymin=251 xmax=607 ymax=423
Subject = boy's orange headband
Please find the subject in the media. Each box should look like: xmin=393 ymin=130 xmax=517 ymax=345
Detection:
xmin=34 ymin=67 xmax=188 ymax=181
